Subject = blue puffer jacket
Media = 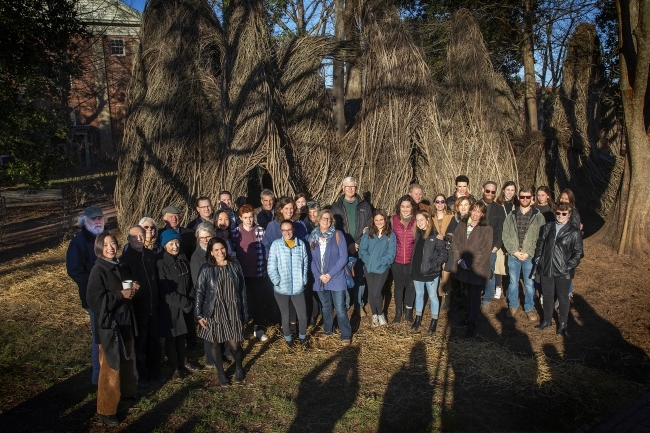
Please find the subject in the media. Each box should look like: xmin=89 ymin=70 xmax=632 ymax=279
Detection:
xmin=310 ymin=230 xmax=349 ymax=292
xmin=262 ymin=219 xmax=309 ymax=259
xmin=358 ymin=231 xmax=396 ymax=275
xmin=267 ymin=238 xmax=309 ymax=295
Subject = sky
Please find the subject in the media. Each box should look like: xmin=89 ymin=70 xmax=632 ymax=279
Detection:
xmin=123 ymin=0 xmax=146 ymax=12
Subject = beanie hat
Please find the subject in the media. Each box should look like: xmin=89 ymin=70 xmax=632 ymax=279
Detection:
xmin=160 ymin=230 xmax=181 ymax=248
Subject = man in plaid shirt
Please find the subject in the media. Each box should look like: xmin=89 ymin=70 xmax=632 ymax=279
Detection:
xmin=502 ymin=186 xmax=545 ymax=322
xmin=233 ymin=204 xmax=269 ymax=341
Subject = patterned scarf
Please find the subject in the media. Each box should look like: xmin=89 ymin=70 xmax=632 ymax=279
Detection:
xmin=309 ymin=225 xmax=336 ymax=250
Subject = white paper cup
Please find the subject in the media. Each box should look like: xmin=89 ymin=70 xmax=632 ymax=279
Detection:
xmin=122 ymin=280 xmax=133 ymax=289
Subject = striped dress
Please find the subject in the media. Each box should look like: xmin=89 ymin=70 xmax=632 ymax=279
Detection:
xmin=197 ymin=263 xmax=244 ymax=343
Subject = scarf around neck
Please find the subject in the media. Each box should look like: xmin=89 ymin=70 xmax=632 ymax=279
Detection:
xmin=309 ymin=225 xmax=336 ymax=249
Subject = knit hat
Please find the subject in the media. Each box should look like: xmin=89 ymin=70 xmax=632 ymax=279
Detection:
xmin=160 ymin=230 xmax=181 ymax=248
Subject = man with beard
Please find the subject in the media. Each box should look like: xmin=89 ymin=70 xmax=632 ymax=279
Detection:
xmin=479 ymin=181 xmax=506 ymax=311
xmin=66 ymin=205 xmax=105 ymax=385
xmin=120 ymin=225 xmax=162 ymax=388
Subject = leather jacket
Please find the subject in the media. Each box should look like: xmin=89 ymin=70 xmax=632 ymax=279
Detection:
xmin=534 ymin=222 xmax=583 ymax=279
xmin=194 ymin=261 xmax=248 ymax=323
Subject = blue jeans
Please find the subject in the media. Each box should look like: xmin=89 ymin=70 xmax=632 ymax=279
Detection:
xmin=319 ymin=290 xmax=352 ymax=340
xmin=84 ymin=308 xmax=100 ymax=384
xmin=413 ymin=278 xmax=440 ymax=318
xmin=481 ymin=252 xmax=497 ymax=304
xmin=507 ymin=256 xmax=535 ymax=312
xmin=345 ymin=259 xmax=366 ymax=310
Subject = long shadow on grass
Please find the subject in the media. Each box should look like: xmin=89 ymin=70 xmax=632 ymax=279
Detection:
xmin=378 ymin=341 xmax=434 ymax=432
xmin=0 ymin=368 xmax=97 ymax=432
xmin=287 ymin=346 xmax=360 ymax=433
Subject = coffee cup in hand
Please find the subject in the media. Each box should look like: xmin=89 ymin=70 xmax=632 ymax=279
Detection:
xmin=122 ymin=280 xmax=133 ymax=289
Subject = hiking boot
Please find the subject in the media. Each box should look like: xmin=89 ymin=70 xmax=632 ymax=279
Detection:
xmin=494 ymin=287 xmax=502 ymax=299
xmin=234 ymin=369 xmax=245 ymax=383
xmin=507 ymin=308 xmax=517 ymax=318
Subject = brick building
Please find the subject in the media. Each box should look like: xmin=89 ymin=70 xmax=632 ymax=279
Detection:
xmin=70 ymin=0 xmax=141 ymax=165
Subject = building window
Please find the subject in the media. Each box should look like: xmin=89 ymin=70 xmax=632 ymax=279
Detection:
xmin=110 ymin=39 xmax=125 ymax=56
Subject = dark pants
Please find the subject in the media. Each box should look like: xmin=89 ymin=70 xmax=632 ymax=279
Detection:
xmin=183 ymin=310 xmax=197 ymax=347
xmin=164 ymin=335 xmax=187 ymax=373
xmin=366 ymin=269 xmax=390 ymax=315
xmin=134 ymin=312 xmax=162 ymax=380
xmin=274 ymin=292 xmax=307 ymax=338
xmin=391 ymin=262 xmax=415 ymax=312
xmin=541 ymin=276 xmax=571 ymax=324
xmin=207 ymin=340 xmax=242 ymax=375
xmin=304 ymin=275 xmax=321 ymax=320
xmin=467 ymin=284 xmax=484 ymax=325
xmin=245 ymin=276 xmax=264 ymax=327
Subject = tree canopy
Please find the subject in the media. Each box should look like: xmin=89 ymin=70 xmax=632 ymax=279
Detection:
xmin=0 ymin=0 xmax=87 ymax=185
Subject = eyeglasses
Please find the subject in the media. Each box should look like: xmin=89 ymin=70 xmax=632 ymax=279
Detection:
xmin=555 ymin=211 xmax=569 ymax=216
xmin=199 ymin=236 xmax=212 ymax=241
xmin=197 ymin=205 xmax=212 ymax=209
xmin=484 ymin=190 xmax=496 ymax=194
xmin=306 ymin=201 xmax=320 ymax=207
xmin=142 ymin=225 xmax=155 ymax=230
xmin=519 ymin=195 xmax=532 ymax=199
xmin=434 ymin=200 xmax=446 ymax=204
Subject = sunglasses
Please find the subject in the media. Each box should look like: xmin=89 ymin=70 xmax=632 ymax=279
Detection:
xmin=484 ymin=190 xmax=496 ymax=194
xmin=434 ymin=200 xmax=446 ymax=204
xmin=142 ymin=225 xmax=155 ymax=230
xmin=519 ymin=195 xmax=532 ymax=199
xmin=306 ymin=201 xmax=320 ymax=207
xmin=555 ymin=211 xmax=569 ymax=216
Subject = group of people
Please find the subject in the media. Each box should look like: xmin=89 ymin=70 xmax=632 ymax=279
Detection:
xmin=66 ymin=176 xmax=583 ymax=426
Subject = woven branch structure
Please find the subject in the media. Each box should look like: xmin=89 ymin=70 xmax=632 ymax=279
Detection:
xmin=115 ymin=1 xmax=526 ymax=229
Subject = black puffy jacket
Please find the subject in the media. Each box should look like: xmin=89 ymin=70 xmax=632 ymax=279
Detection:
xmin=534 ymin=222 xmax=583 ymax=279
xmin=157 ymin=252 xmax=194 ymax=338
xmin=194 ymin=261 xmax=248 ymax=323
xmin=411 ymin=229 xmax=448 ymax=278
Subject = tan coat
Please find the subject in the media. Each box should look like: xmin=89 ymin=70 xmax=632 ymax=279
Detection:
xmin=432 ymin=213 xmax=454 ymax=236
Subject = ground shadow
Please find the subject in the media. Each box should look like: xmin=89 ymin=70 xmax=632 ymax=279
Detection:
xmin=0 ymin=368 xmax=97 ymax=432
xmin=378 ymin=341 xmax=434 ymax=432
xmin=287 ymin=346 xmax=360 ymax=432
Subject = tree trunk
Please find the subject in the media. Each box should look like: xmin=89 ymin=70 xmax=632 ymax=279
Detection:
xmin=593 ymin=0 xmax=650 ymax=255
xmin=333 ymin=0 xmax=346 ymax=138
xmin=523 ymin=0 xmax=538 ymax=131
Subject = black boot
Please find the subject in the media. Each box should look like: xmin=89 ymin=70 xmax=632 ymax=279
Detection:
xmin=393 ymin=308 xmax=402 ymax=323
xmin=535 ymin=321 xmax=552 ymax=330
xmin=428 ymin=319 xmax=438 ymax=334
xmin=411 ymin=315 xmax=422 ymax=331
xmin=557 ymin=322 xmax=567 ymax=336
xmin=405 ymin=307 xmax=413 ymax=322
xmin=464 ymin=321 xmax=476 ymax=338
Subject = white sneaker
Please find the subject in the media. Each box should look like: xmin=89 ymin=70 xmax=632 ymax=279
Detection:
xmin=371 ymin=314 xmax=379 ymax=327
xmin=494 ymin=287 xmax=502 ymax=299
xmin=378 ymin=314 xmax=387 ymax=326
xmin=255 ymin=330 xmax=268 ymax=342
